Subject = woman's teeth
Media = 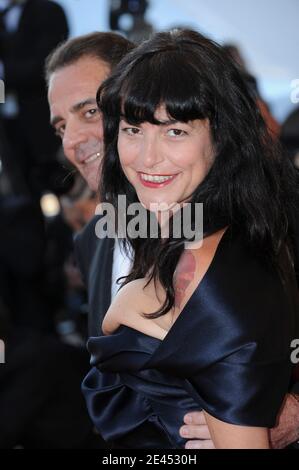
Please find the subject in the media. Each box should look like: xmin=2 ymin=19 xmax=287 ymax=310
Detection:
xmin=140 ymin=173 xmax=175 ymax=183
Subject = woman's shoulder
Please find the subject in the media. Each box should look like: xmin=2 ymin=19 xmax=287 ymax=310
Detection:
xmin=190 ymin=225 xmax=284 ymax=305
xmin=186 ymin=226 xmax=297 ymax=358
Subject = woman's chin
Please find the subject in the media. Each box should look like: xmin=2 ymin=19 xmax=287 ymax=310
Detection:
xmin=135 ymin=191 xmax=172 ymax=210
xmin=138 ymin=198 xmax=177 ymax=212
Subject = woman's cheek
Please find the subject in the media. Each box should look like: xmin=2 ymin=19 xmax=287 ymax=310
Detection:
xmin=117 ymin=138 xmax=129 ymax=166
xmin=118 ymin=138 xmax=139 ymax=166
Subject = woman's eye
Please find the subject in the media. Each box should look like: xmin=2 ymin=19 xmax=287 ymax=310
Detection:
xmin=121 ymin=127 xmax=141 ymax=135
xmin=167 ymin=129 xmax=187 ymax=137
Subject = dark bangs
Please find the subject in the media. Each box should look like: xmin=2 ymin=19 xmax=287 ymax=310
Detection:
xmin=119 ymin=49 xmax=214 ymax=126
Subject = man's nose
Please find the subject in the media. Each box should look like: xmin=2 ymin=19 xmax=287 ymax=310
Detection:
xmin=62 ymin=121 xmax=88 ymax=152
xmin=142 ymin=136 xmax=164 ymax=169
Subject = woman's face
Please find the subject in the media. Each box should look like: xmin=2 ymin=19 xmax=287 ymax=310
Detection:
xmin=117 ymin=105 xmax=215 ymax=211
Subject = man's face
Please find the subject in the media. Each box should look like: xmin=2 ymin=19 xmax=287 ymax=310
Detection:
xmin=48 ymin=56 xmax=110 ymax=191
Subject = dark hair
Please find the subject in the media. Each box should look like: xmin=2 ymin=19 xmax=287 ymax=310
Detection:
xmin=45 ymin=31 xmax=134 ymax=83
xmin=98 ymin=29 xmax=299 ymax=318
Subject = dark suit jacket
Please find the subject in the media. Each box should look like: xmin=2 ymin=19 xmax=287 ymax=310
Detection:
xmin=0 ymin=0 xmax=69 ymax=166
xmin=74 ymin=216 xmax=115 ymax=337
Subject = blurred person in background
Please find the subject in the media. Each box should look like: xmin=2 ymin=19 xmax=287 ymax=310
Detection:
xmin=0 ymin=290 xmax=101 ymax=449
xmin=0 ymin=140 xmax=100 ymax=448
xmin=0 ymin=1 xmax=104 ymax=449
xmin=0 ymin=119 xmax=47 ymax=332
xmin=0 ymin=0 xmax=69 ymax=335
xmin=61 ymin=173 xmax=98 ymax=233
xmin=222 ymin=43 xmax=280 ymax=139
xmin=0 ymin=0 xmax=70 ymax=331
xmin=0 ymin=0 xmax=69 ymax=199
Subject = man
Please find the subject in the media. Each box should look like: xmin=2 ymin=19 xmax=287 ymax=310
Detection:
xmin=46 ymin=32 xmax=134 ymax=337
xmin=46 ymin=32 xmax=299 ymax=450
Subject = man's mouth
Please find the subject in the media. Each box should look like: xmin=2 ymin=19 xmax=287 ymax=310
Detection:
xmin=82 ymin=152 xmax=101 ymax=165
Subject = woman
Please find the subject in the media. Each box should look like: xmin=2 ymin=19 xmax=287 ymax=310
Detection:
xmin=82 ymin=29 xmax=299 ymax=449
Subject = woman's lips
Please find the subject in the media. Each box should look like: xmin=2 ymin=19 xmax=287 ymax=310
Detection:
xmin=138 ymin=172 xmax=178 ymax=188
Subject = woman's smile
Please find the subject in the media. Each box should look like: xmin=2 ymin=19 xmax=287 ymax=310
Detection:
xmin=138 ymin=172 xmax=179 ymax=188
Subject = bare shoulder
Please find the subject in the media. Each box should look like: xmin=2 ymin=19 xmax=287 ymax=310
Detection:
xmin=183 ymin=226 xmax=228 ymax=270
xmin=174 ymin=227 xmax=228 ymax=310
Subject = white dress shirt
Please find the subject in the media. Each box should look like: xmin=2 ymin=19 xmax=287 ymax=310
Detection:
xmin=111 ymin=238 xmax=132 ymax=300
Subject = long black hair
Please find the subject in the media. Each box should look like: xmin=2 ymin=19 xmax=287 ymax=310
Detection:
xmin=97 ymin=29 xmax=299 ymax=318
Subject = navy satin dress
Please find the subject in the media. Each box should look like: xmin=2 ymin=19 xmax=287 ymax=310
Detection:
xmin=82 ymin=226 xmax=299 ymax=449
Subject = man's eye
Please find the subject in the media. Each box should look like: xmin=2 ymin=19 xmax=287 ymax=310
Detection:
xmin=167 ymin=129 xmax=187 ymax=137
xmin=121 ymin=127 xmax=141 ymax=135
xmin=85 ymin=108 xmax=99 ymax=118
xmin=55 ymin=126 xmax=65 ymax=138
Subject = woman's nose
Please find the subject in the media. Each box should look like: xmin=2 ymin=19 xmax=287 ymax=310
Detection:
xmin=142 ymin=136 xmax=164 ymax=169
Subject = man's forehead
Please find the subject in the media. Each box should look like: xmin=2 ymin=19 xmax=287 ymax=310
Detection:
xmin=50 ymin=56 xmax=110 ymax=86
xmin=48 ymin=59 xmax=110 ymax=115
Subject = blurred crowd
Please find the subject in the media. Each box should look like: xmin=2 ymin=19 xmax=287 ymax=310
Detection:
xmin=0 ymin=0 xmax=102 ymax=449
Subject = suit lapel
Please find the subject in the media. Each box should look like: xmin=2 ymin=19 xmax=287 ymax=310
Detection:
xmin=88 ymin=236 xmax=115 ymax=336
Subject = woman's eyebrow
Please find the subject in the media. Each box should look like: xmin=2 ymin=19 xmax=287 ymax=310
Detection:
xmin=119 ymin=116 xmax=181 ymax=126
